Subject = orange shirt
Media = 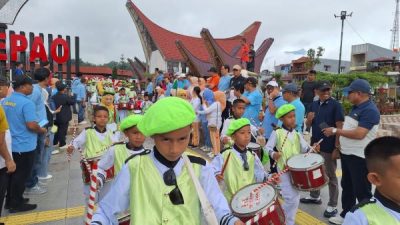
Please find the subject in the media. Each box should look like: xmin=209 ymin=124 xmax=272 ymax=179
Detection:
xmin=240 ymin=44 xmax=250 ymax=62
xmin=207 ymin=74 xmax=220 ymax=92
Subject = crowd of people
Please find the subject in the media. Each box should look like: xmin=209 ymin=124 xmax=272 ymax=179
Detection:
xmin=0 ymin=59 xmax=399 ymax=225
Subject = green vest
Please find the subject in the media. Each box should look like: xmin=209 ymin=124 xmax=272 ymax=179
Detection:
xmin=128 ymin=153 xmax=202 ymax=225
xmin=113 ymin=144 xmax=129 ymax=174
xmin=85 ymin=129 xmax=113 ymax=159
xmin=360 ymin=201 xmax=399 ymax=225
xmin=222 ymin=149 xmax=255 ymax=202
xmin=275 ymin=128 xmax=300 ymax=170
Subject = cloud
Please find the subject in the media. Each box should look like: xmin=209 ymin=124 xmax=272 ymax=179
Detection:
xmin=7 ymin=0 xmax=396 ymax=71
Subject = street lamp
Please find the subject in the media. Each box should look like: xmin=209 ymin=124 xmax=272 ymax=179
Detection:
xmin=335 ymin=11 xmax=352 ymax=74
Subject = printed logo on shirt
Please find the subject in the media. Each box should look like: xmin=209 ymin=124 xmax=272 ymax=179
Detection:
xmin=4 ymin=101 xmax=16 ymax=107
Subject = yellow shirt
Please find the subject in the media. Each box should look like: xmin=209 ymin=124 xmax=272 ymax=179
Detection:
xmin=0 ymin=106 xmax=9 ymax=133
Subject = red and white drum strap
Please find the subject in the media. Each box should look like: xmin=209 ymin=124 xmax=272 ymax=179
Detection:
xmin=272 ymin=130 xmax=290 ymax=168
xmin=85 ymin=163 xmax=98 ymax=225
xmin=66 ymin=124 xmax=79 ymax=162
xmin=245 ymin=205 xmax=276 ymax=225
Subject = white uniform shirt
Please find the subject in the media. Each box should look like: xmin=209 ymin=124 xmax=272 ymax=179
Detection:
xmin=264 ymin=128 xmax=310 ymax=158
xmin=71 ymin=127 xmax=121 ymax=156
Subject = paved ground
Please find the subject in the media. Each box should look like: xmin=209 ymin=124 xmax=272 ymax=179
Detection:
xmin=0 ymin=121 xmax=344 ymax=225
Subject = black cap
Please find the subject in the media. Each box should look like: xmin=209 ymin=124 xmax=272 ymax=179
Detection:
xmin=207 ymin=67 xmax=218 ymax=73
xmin=13 ymin=75 xmax=33 ymax=89
xmin=246 ymin=77 xmax=258 ymax=86
xmin=317 ymin=80 xmax=331 ymax=91
xmin=0 ymin=76 xmax=10 ymax=86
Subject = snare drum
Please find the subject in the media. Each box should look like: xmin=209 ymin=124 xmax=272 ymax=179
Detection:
xmin=80 ymin=157 xmax=115 ymax=184
xmin=117 ymin=213 xmax=130 ymax=225
xmin=287 ymin=153 xmax=328 ymax=191
xmin=118 ymin=103 xmax=128 ymax=110
xmin=247 ymin=142 xmax=262 ymax=159
xmin=127 ymin=103 xmax=134 ymax=110
xmin=231 ymin=183 xmax=285 ymax=225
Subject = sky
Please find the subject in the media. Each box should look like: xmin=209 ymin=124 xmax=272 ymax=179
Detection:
xmin=6 ymin=0 xmax=397 ymax=71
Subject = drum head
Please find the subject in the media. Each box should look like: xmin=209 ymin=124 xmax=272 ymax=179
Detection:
xmin=247 ymin=142 xmax=260 ymax=149
xmin=231 ymin=183 xmax=276 ymax=216
xmin=287 ymin=153 xmax=324 ymax=169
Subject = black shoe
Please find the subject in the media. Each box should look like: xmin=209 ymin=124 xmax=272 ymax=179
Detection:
xmin=8 ymin=203 xmax=36 ymax=213
xmin=300 ymin=197 xmax=322 ymax=205
xmin=324 ymin=208 xmax=338 ymax=218
xmin=5 ymin=198 xmax=29 ymax=209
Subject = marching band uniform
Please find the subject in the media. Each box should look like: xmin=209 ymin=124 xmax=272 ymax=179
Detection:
xmin=91 ymin=97 xmax=240 ymax=225
xmin=100 ymin=92 xmax=119 ymax=133
xmin=212 ymin=118 xmax=267 ymax=202
xmin=264 ymin=104 xmax=311 ymax=225
xmin=116 ymin=93 xmax=129 ymax=121
xmin=220 ymin=115 xmax=258 ymax=148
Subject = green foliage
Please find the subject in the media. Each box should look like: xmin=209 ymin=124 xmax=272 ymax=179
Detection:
xmin=305 ymin=47 xmax=325 ymax=70
xmin=272 ymin=73 xmax=284 ymax=86
xmin=112 ymin=66 xmax=117 ymax=79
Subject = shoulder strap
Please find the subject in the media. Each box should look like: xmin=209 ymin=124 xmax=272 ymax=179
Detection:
xmin=112 ymin=141 xmax=125 ymax=147
xmin=220 ymin=147 xmax=231 ymax=154
xmin=187 ymin=155 xmax=206 ymax=166
xmin=85 ymin=127 xmax=94 ymax=130
xmin=124 ymin=149 xmax=151 ymax=164
xmin=350 ymin=198 xmax=376 ymax=213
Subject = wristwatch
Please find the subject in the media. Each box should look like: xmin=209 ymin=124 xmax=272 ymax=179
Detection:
xmin=332 ymin=128 xmax=337 ymax=134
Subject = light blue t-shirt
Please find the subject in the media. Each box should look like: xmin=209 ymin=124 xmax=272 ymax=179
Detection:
xmin=218 ymin=75 xmax=232 ymax=92
xmin=165 ymin=83 xmax=173 ymax=96
xmin=28 ymin=84 xmax=47 ymax=123
xmin=155 ymin=74 xmax=164 ymax=86
xmin=177 ymin=79 xmax=190 ymax=89
xmin=71 ymin=78 xmax=81 ymax=95
xmin=242 ymin=89 xmax=263 ymax=125
xmin=262 ymin=95 xmax=287 ymax=139
xmin=290 ymin=98 xmax=305 ymax=133
xmin=76 ymin=83 xmax=86 ymax=101
xmin=145 ymin=82 xmax=153 ymax=94
xmin=3 ymin=92 xmax=38 ymax=152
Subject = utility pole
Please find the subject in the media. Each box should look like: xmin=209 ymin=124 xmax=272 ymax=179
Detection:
xmin=335 ymin=11 xmax=352 ymax=74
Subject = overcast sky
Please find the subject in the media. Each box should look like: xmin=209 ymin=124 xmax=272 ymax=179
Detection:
xmin=7 ymin=0 xmax=396 ymax=71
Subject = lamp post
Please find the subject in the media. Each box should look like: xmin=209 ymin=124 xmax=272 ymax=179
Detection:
xmin=335 ymin=11 xmax=352 ymax=74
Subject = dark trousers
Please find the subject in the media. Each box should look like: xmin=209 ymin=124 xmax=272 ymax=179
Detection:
xmin=54 ymin=122 xmax=69 ymax=147
xmin=340 ymin=154 xmax=372 ymax=218
xmin=7 ymin=151 xmax=35 ymax=208
xmin=26 ymin=133 xmax=45 ymax=188
xmin=0 ymin=167 xmax=9 ymax=216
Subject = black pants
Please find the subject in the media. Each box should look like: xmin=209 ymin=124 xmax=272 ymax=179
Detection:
xmin=220 ymin=101 xmax=231 ymax=134
xmin=0 ymin=167 xmax=9 ymax=216
xmin=54 ymin=122 xmax=69 ymax=147
xmin=340 ymin=154 xmax=372 ymax=217
xmin=7 ymin=151 xmax=35 ymax=208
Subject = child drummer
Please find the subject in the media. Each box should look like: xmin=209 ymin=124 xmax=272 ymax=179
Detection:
xmin=67 ymin=106 xmax=120 ymax=198
xmin=91 ymin=97 xmax=244 ymax=225
xmin=212 ymin=118 xmax=267 ymax=202
xmin=97 ymin=114 xmax=146 ymax=190
xmin=343 ymin=136 xmax=400 ymax=224
xmin=264 ymin=104 xmax=320 ymax=225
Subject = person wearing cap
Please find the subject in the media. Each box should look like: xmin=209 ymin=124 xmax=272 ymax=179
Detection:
xmin=212 ymin=118 xmax=267 ymax=202
xmin=300 ymin=80 xmax=344 ymax=218
xmin=100 ymin=91 xmax=119 ymax=132
xmin=115 ymin=87 xmax=129 ymax=121
xmin=282 ymin=83 xmax=305 ymax=133
xmin=206 ymin=67 xmax=220 ymax=92
xmin=261 ymin=80 xmax=287 ymax=171
xmin=0 ymin=76 xmax=15 ymax=217
xmin=96 ymin=115 xmax=146 ymax=196
xmin=91 ymin=97 xmax=244 ymax=225
xmin=323 ymin=79 xmax=380 ymax=225
xmin=265 ymin=104 xmax=320 ymax=225
xmin=229 ymin=65 xmax=246 ymax=91
xmin=237 ymin=77 xmax=262 ymax=126
xmin=3 ymin=75 xmax=47 ymax=213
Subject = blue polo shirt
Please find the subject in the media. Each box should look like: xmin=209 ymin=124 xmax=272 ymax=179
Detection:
xmin=242 ymin=89 xmax=262 ymax=125
xmin=145 ymin=82 xmax=153 ymax=94
xmin=218 ymin=75 xmax=232 ymax=92
xmin=290 ymin=98 xmax=305 ymax=133
xmin=349 ymin=99 xmax=380 ymax=130
xmin=3 ymin=92 xmax=38 ymax=152
xmin=28 ymin=84 xmax=47 ymax=123
xmin=262 ymin=95 xmax=287 ymax=139
xmin=310 ymin=98 xmax=345 ymax=153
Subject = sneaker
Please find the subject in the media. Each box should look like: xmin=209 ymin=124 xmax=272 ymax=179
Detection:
xmin=38 ymin=174 xmax=53 ymax=180
xmin=78 ymin=121 xmax=88 ymax=125
xmin=24 ymin=185 xmax=47 ymax=195
xmin=324 ymin=206 xmax=338 ymax=218
xmin=300 ymin=196 xmax=322 ymax=204
xmin=51 ymin=149 xmax=60 ymax=155
xmin=5 ymin=198 xmax=29 ymax=209
xmin=328 ymin=215 xmax=344 ymax=225
xmin=59 ymin=145 xmax=68 ymax=150
xmin=9 ymin=203 xmax=37 ymax=213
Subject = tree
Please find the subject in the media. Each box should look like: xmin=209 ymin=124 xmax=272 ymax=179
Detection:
xmin=119 ymin=54 xmax=126 ymax=70
xmin=112 ymin=66 xmax=118 ymax=79
xmin=304 ymin=46 xmax=325 ymax=70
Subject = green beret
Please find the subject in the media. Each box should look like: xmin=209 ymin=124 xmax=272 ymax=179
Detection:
xmin=227 ymin=118 xmax=251 ymax=136
xmin=137 ymin=97 xmax=195 ymax=136
xmin=103 ymin=91 xmax=115 ymax=96
xmin=120 ymin=115 xmax=143 ymax=132
xmin=275 ymin=104 xmax=296 ymax=119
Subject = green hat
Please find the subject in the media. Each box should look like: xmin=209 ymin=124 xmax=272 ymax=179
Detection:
xmin=227 ymin=118 xmax=251 ymax=136
xmin=275 ymin=104 xmax=296 ymax=119
xmin=137 ymin=97 xmax=195 ymax=136
xmin=120 ymin=115 xmax=143 ymax=132
xmin=103 ymin=91 xmax=115 ymax=96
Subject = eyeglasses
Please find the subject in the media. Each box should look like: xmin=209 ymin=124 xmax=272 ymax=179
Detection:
xmin=163 ymin=169 xmax=184 ymax=205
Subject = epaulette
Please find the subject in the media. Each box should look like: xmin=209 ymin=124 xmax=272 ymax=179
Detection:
xmin=112 ymin=141 xmax=125 ymax=147
xmin=124 ymin=149 xmax=151 ymax=164
xmin=220 ymin=147 xmax=231 ymax=154
xmin=350 ymin=198 xmax=376 ymax=213
xmin=85 ymin=127 xmax=94 ymax=130
xmin=187 ymin=155 xmax=206 ymax=166
xmin=247 ymin=148 xmax=257 ymax=156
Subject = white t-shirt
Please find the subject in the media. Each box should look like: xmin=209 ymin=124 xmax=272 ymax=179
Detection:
xmin=0 ymin=130 xmax=12 ymax=169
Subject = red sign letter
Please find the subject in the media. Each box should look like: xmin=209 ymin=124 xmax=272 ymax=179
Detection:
xmin=29 ymin=36 xmax=48 ymax=62
xmin=0 ymin=33 xmax=6 ymax=61
xmin=10 ymin=34 xmax=28 ymax=61
xmin=50 ymin=38 xmax=69 ymax=64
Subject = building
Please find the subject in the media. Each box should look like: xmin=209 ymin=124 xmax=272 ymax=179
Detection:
xmin=274 ymin=64 xmax=291 ymax=75
xmin=125 ymin=0 xmax=273 ymax=77
xmin=350 ymin=43 xmax=398 ymax=71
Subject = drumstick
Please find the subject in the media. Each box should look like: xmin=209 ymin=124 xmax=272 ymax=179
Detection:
xmin=219 ymin=152 xmax=231 ymax=177
xmin=252 ymin=168 xmax=289 ymax=193
xmin=85 ymin=162 xmax=98 ymax=225
xmin=66 ymin=123 xmax=79 ymax=162
xmin=304 ymin=138 xmax=323 ymax=158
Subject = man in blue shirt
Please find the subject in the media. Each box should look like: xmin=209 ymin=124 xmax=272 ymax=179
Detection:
xmin=76 ymin=78 xmax=87 ymax=124
xmin=145 ymin=78 xmax=153 ymax=99
xmin=3 ymin=76 xmax=47 ymax=213
xmin=14 ymin=62 xmax=24 ymax=78
xmin=282 ymin=83 xmax=305 ymax=133
xmin=154 ymin=68 xmax=164 ymax=86
xmin=239 ymin=77 xmax=262 ymax=125
xmin=71 ymin=73 xmax=82 ymax=114
xmin=219 ymin=65 xmax=232 ymax=121
xmin=25 ymin=68 xmax=51 ymax=195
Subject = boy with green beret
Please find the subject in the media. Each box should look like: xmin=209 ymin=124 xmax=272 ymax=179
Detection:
xmin=92 ymin=97 xmax=244 ymax=225
xmin=212 ymin=118 xmax=267 ymax=202
xmin=264 ymin=104 xmax=320 ymax=225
